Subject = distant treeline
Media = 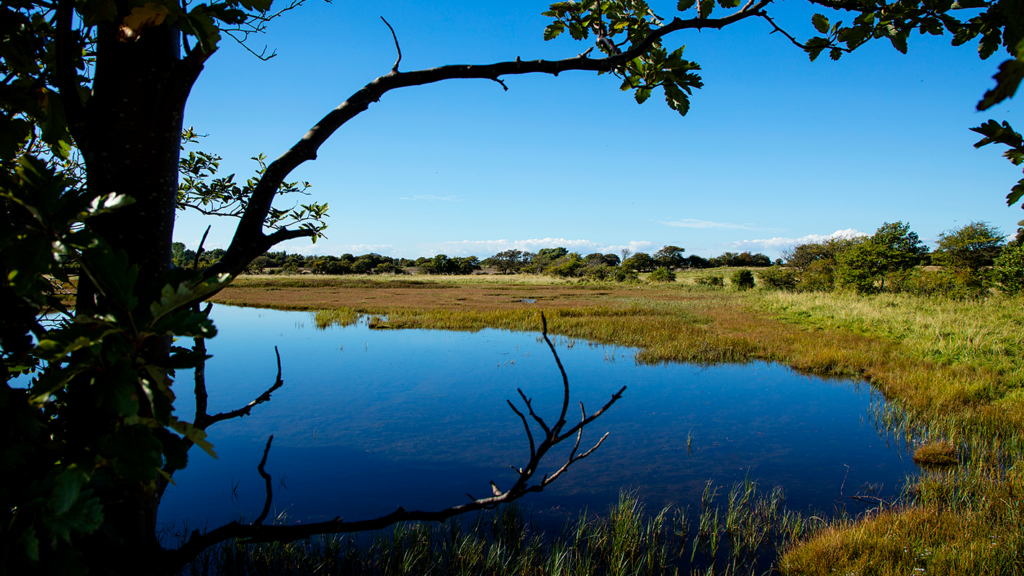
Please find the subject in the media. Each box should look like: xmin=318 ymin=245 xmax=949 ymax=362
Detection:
xmin=162 ymin=220 xmax=1024 ymax=296
xmin=165 ymin=243 xmax=776 ymax=281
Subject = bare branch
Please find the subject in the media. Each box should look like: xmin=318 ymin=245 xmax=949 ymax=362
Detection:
xmin=517 ymin=388 xmax=550 ymax=436
xmin=254 ymin=436 xmax=274 ymax=525
xmin=507 ymin=399 xmax=535 ymax=460
xmin=204 ymin=1 xmax=772 ymax=282
xmin=759 ymin=12 xmax=810 ymax=50
xmin=381 ymin=17 xmax=402 ymax=73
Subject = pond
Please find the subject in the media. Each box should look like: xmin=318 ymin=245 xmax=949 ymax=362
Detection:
xmin=158 ymin=305 xmax=919 ymax=531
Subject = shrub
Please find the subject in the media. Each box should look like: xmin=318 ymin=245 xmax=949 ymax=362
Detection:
xmin=647 ymin=267 xmax=676 ymax=283
xmin=798 ymin=259 xmax=836 ymax=292
xmin=995 ymin=242 xmax=1024 ymax=295
xmin=584 ymin=264 xmax=612 ymax=281
xmin=695 ymin=274 xmax=724 ymax=287
xmin=731 ymin=269 xmax=755 ymax=290
xmin=612 ymin=268 xmax=640 ymax=283
xmin=757 ymin=266 xmax=799 ymax=291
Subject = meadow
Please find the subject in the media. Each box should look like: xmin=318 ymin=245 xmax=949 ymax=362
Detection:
xmin=203 ymin=269 xmax=1024 ymax=575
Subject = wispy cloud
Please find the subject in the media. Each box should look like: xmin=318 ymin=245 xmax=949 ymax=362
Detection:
xmin=723 ymin=229 xmax=867 ymax=251
xmin=660 ymin=219 xmax=758 ymax=230
xmin=285 ymin=243 xmax=395 ymax=256
xmin=399 ymin=195 xmax=459 ymax=201
xmin=427 ymin=238 xmax=653 ymax=257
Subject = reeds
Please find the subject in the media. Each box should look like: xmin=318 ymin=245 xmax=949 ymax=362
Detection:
xmin=172 ymin=488 xmax=816 ymax=576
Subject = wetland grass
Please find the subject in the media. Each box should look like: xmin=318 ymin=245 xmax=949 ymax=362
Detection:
xmin=175 ymin=489 xmax=812 ymax=576
xmin=208 ymin=274 xmax=1024 ymax=574
xmin=912 ymin=440 xmax=959 ymax=467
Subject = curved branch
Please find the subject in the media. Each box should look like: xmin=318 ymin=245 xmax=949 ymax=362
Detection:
xmin=205 ymin=1 xmax=771 ymax=281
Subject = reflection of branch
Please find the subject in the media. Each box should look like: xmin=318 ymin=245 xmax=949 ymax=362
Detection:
xmin=201 ymin=347 xmax=284 ymax=428
xmin=170 ymin=313 xmax=624 ymax=570
xmin=254 ymin=436 xmax=274 ymax=525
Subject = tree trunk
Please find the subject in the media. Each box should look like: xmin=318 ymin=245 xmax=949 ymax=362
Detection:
xmin=73 ymin=18 xmax=197 ymax=575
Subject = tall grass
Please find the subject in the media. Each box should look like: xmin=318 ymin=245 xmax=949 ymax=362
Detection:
xmin=174 ymin=488 xmax=815 ymax=576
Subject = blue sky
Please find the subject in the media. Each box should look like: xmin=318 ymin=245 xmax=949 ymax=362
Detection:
xmin=176 ymin=1 xmax=1023 ymax=260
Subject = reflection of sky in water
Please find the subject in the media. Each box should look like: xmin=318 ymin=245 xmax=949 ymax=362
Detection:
xmin=159 ymin=305 xmax=918 ymax=531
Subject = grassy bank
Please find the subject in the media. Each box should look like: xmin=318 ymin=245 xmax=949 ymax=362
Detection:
xmin=208 ymin=273 xmax=1024 ymax=574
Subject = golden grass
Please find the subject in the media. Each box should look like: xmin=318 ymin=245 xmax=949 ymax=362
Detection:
xmin=780 ymin=456 xmax=1024 ymax=575
xmin=912 ymin=440 xmax=959 ymax=467
xmin=209 ymin=273 xmax=1024 ymax=575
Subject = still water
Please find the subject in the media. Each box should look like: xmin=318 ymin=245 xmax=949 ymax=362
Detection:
xmin=158 ymin=305 xmax=918 ymax=530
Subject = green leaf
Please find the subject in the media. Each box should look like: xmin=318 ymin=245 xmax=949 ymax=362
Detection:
xmin=16 ymin=527 xmax=39 ymax=562
xmin=634 ymin=86 xmax=653 ymax=104
xmin=80 ymin=192 xmax=135 ymax=219
xmin=978 ymin=58 xmax=1024 ymax=111
xmin=677 ymin=0 xmax=696 ymax=10
xmin=51 ymin=466 xmax=89 ymax=515
xmin=149 ymin=273 xmax=232 ymax=323
xmin=885 ymin=25 xmax=908 ymax=54
xmin=237 ymin=0 xmax=272 ymax=12
xmin=543 ymin=21 xmax=565 ymax=41
xmin=699 ymin=0 xmax=714 ymax=18
xmin=168 ymin=417 xmax=218 ymax=459
xmin=1008 ymin=179 xmax=1024 ymax=207
xmin=718 ymin=0 xmax=741 ymax=8
xmin=48 ymin=493 xmax=104 ymax=543
xmin=812 ymin=14 xmax=830 ymax=34
xmin=664 ymin=82 xmax=691 ymax=116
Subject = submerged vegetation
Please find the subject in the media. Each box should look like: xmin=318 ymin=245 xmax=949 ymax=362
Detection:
xmin=211 ymin=271 xmax=1024 ymax=574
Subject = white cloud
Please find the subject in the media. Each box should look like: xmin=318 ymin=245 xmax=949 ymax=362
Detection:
xmin=427 ymin=238 xmax=654 ymax=257
xmin=399 ymin=195 xmax=458 ymax=201
xmin=723 ymin=229 xmax=868 ymax=251
xmin=660 ymin=219 xmax=757 ymax=230
xmin=284 ymin=243 xmax=395 ymax=256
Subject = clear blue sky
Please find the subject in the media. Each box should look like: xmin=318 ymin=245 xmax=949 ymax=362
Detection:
xmin=176 ymin=1 xmax=1023 ymax=260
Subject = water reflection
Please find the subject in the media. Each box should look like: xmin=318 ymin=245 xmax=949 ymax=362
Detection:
xmin=159 ymin=306 xmax=917 ymax=530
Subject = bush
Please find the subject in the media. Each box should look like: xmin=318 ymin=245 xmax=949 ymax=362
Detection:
xmin=995 ymin=242 xmax=1024 ymax=295
xmin=758 ymin=266 xmax=799 ymax=291
xmin=695 ymin=274 xmax=724 ymax=287
xmin=647 ymin=267 xmax=676 ymax=283
xmin=798 ymin=259 xmax=836 ymax=292
xmin=731 ymin=269 xmax=755 ymax=290
xmin=612 ymin=268 xmax=640 ymax=283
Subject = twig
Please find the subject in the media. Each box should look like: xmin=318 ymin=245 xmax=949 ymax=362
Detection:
xmin=381 ymin=17 xmax=402 ymax=73
xmin=193 ymin=226 xmax=211 ymax=270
